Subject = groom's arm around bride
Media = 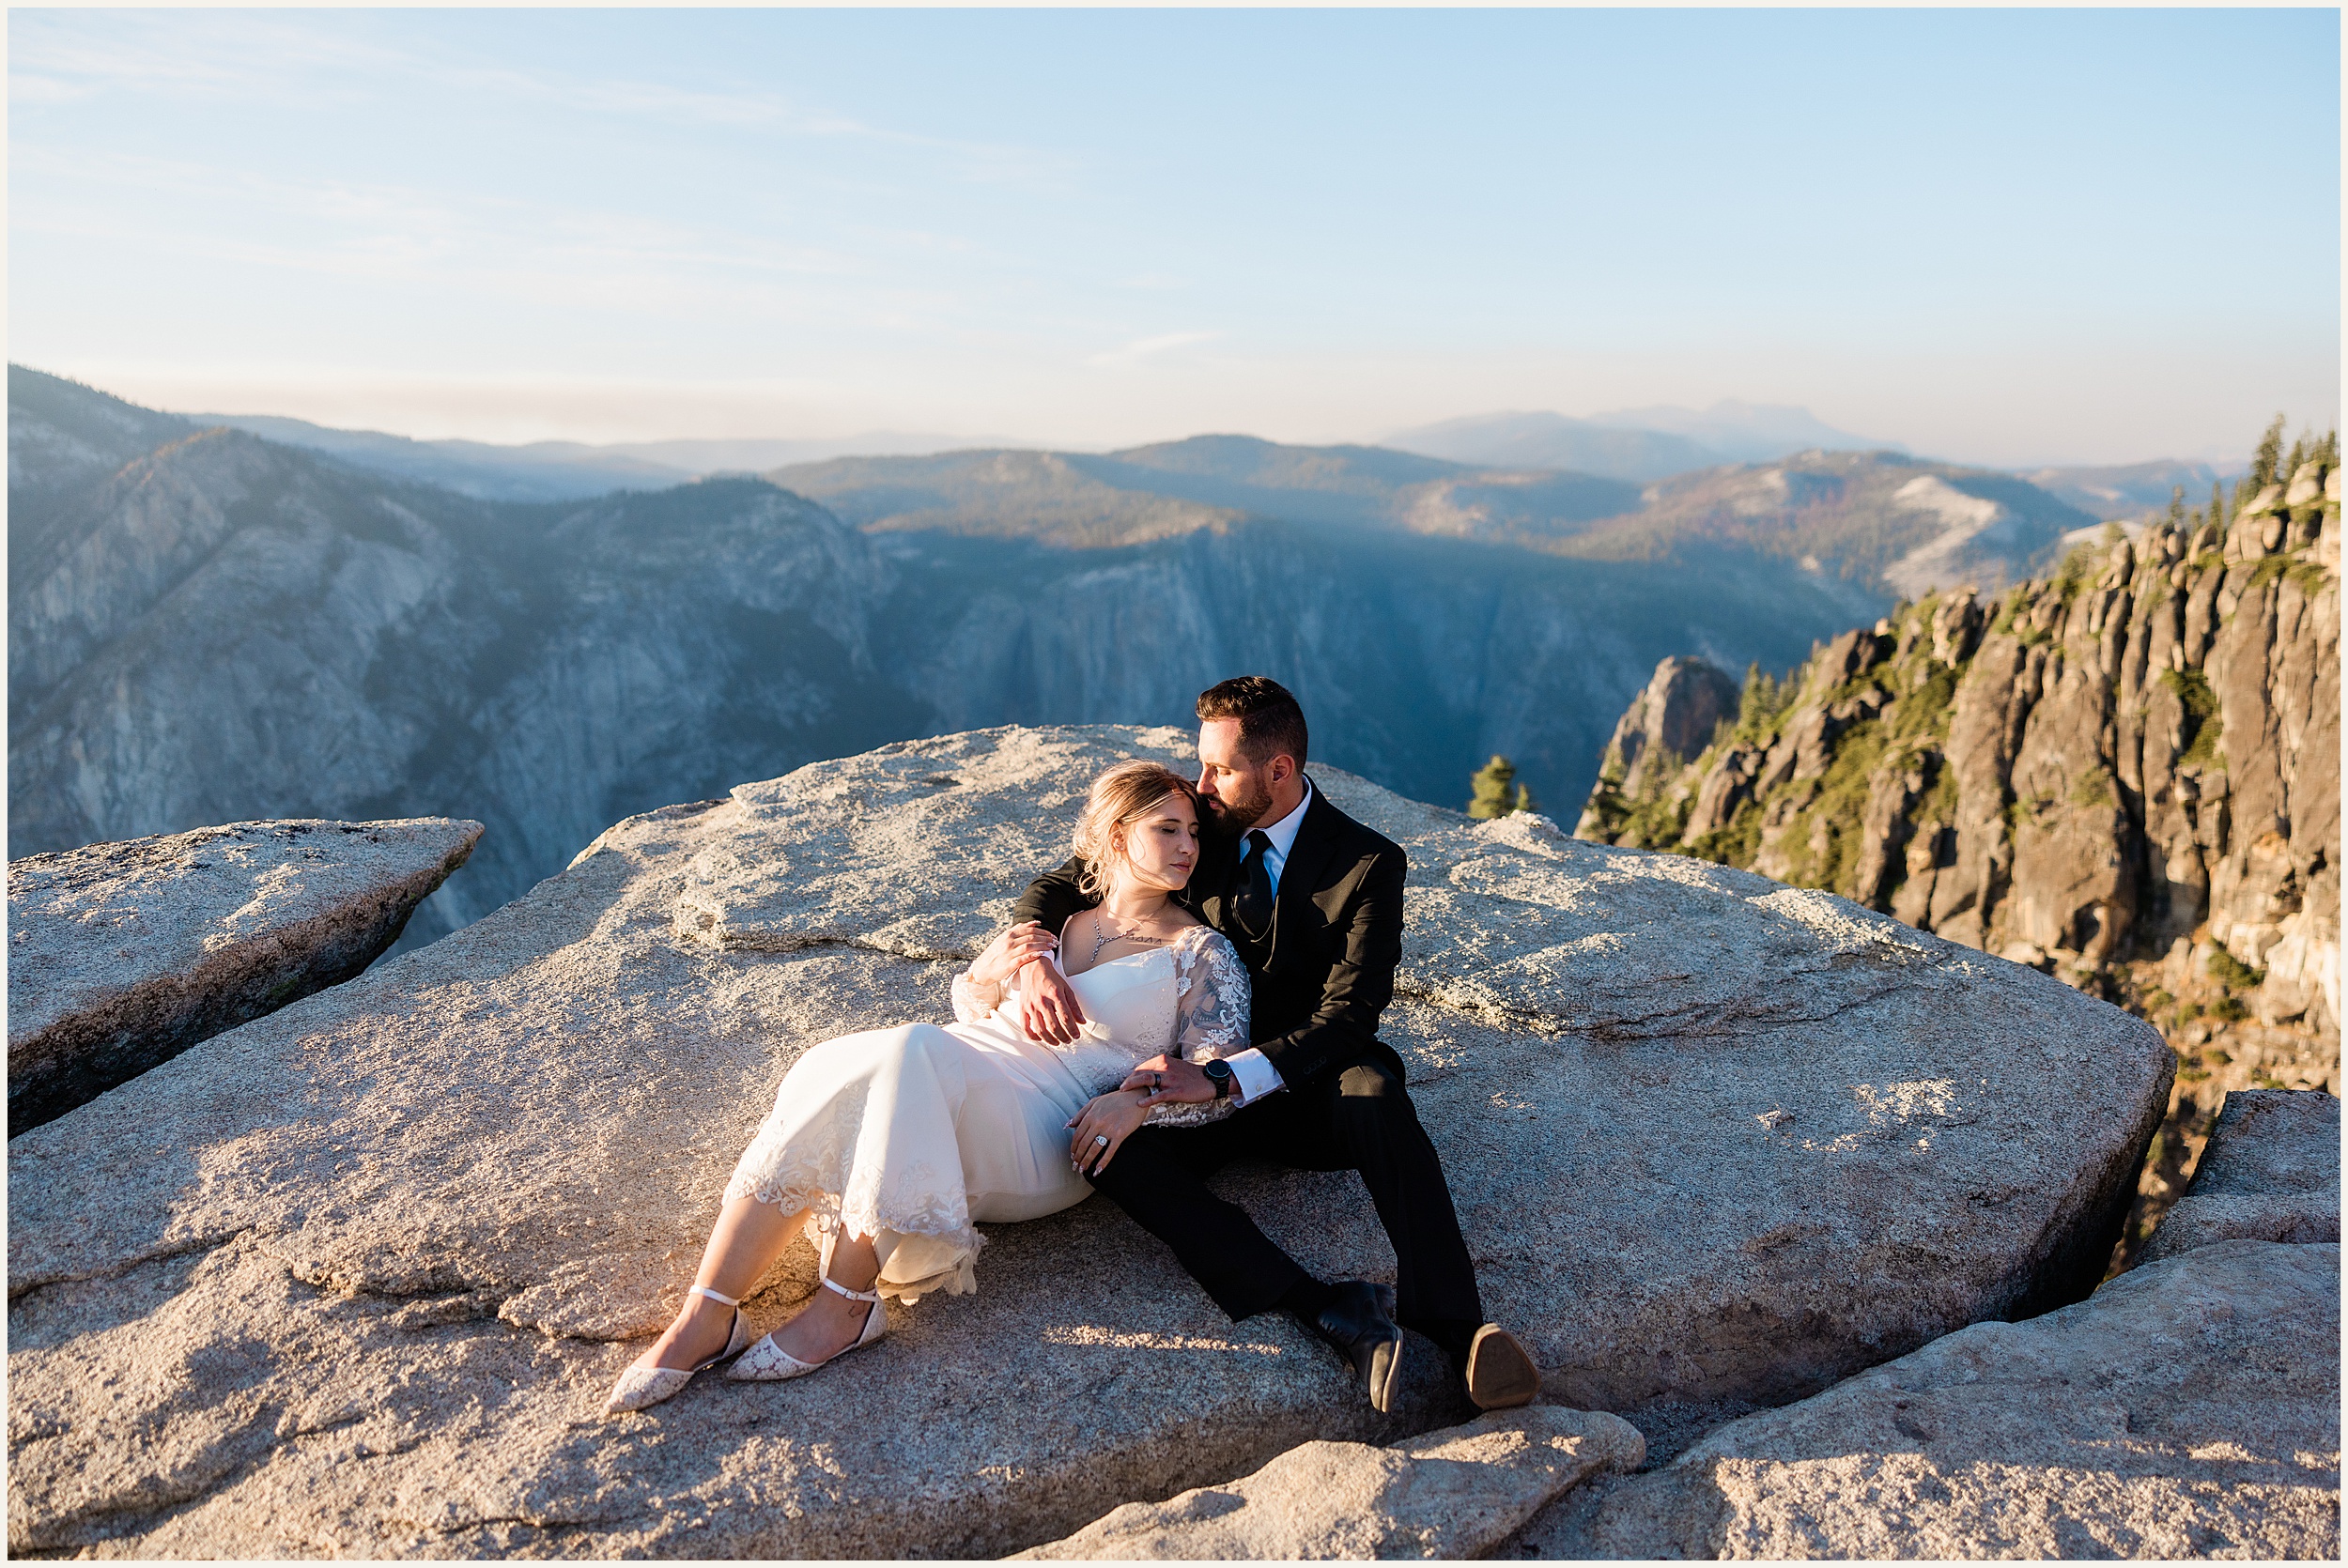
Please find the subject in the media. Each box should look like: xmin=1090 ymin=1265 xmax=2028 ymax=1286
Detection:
xmin=1011 ymin=676 xmax=1538 ymax=1415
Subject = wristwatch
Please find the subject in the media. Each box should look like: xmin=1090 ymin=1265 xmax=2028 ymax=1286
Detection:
xmin=1202 ymin=1059 xmax=1234 ymax=1100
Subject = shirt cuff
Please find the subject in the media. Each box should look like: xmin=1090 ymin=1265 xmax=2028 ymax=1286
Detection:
xmin=1224 ymin=1048 xmax=1285 ymax=1105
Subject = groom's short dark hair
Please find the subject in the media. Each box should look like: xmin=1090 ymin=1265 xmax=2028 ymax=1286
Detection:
xmin=1197 ymin=676 xmax=1309 ymax=767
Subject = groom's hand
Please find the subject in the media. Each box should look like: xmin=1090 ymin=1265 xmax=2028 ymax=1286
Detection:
xmin=1018 ymin=959 xmax=1087 ymax=1045
xmin=1122 ymin=1054 xmax=1216 ymax=1106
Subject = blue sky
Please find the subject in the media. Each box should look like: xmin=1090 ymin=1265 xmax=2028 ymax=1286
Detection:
xmin=9 ymin=8 xmax=2340 ymax=465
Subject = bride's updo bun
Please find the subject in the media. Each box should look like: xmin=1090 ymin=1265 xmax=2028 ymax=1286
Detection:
xmin=1073 ymin=761 xmax=1197 ymax=897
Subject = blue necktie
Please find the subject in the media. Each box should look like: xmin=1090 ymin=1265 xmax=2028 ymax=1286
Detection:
xmin=1232 ymin=830 xmax=1274 ymax=938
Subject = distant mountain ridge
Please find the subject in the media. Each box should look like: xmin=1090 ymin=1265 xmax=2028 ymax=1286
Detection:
xmin=769 ymin=435 xmax=2098 ymax=608
xmin=1383 ymin=400 xmax=1901 ymax=480
xmin=184 ymin=411 xmax=1025 ymax=503
xmin=771 ymin=437 xmax=1647 ymax=550
xmin=2023 ymin=459 xmax=2238 ymax=523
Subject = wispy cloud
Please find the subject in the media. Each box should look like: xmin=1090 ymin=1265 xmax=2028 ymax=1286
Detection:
xmin=7 ymin=145 xmax=981 ymax=331
xmin=8 ymin=12 xmax=1082 ymax=192
xmin=1087 ymin=331 xmax=1223 ymax=368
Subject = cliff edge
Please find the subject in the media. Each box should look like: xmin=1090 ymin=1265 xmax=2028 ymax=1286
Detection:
xmin=1580 ymin=454 xmax=2339 ymax=1258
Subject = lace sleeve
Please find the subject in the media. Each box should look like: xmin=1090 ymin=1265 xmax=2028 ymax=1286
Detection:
xmin=1174 ymin=928 xmax=1251 ymax=1062
xmin=1151 ymin=928 xmax=1251 ymax=1126
xmin=951 ymin=970 xmax=1001 ymax=1024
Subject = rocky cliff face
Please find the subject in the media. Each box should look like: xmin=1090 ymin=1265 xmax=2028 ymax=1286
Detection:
xmin=1578 ymin=455 xmax=2340 ymax=1258
xmin=8 ymin=422 xmax=919 ymax=945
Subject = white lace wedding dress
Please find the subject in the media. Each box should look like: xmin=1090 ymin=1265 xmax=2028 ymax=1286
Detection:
xmin=723 ymin=923 xmax=1251 ymax=1302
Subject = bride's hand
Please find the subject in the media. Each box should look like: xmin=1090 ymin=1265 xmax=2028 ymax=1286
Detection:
xmin=970 ymin=921 xmax=1058 ymax=989
xmin=1065 ymin=1090 xmax=1148 ymax=1178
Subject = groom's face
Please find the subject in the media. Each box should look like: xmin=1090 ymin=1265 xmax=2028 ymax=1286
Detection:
xmin=1196 ymin=718 xmax=1278 ymax=834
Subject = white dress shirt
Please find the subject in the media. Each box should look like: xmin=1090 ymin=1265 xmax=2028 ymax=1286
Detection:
xmin=1221 ymin=780 xmax=1312 ymax=1105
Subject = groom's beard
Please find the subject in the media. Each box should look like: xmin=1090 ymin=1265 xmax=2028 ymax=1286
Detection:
xmin=1202 ymin=776 xmax=1275 ymax=835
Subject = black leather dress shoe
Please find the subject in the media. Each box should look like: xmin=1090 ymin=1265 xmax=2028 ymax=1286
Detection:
xmin=1465 ymin=1323 xmax=1540 ymax=1410
xmin=1308 ymin=1280 xmax=1405 ymax=1413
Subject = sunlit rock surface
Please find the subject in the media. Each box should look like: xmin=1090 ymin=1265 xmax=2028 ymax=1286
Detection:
xmin=2137 ymin=1089 xmax=2339 ymax=1265
xmin=1524 ymin=1240 xmax=2339 ymax=1560
xmin=1018 ymin=1406 xmax=1643 ymax=1560
xmin=8 ymin=726 xmax=2169 ymax=1556
xmin=7 ymin=816 xmax=479 ymax=1130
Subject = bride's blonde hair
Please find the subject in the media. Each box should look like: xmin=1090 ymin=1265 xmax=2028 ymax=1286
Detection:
xmin=1072 ymin=761 xmax=1198 ymax=898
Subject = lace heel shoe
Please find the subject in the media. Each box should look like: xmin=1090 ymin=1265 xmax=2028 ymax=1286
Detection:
xmin=603 ymin=1284 xmax=752 ymax=1416
xmin=1309 ymin=1280 xmax=1405 ymax=1414
xmin=727 ymin=1275 xmax=888 ymax=1381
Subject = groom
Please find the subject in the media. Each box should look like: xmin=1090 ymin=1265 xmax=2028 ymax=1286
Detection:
xmin=1012 ymin=676 xmax=1537 ymax=1414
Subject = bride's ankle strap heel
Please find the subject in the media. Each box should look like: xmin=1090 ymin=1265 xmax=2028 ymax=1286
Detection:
xmin=601 ymin=1287 xmax=752 ymax=1416
xmin=727 ymin=1275 xmax=888 ymax=1382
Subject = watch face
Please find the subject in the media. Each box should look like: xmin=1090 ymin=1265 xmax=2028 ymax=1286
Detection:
xmin=1204 ymin=1059 xmax=1231 ymax=1080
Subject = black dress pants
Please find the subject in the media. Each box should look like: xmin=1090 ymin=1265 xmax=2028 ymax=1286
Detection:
xmin=1087 ymin=1057 xmax=1485 ymax=1338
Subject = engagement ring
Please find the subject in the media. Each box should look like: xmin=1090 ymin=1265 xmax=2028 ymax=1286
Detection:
xmin=1091 ymin=1134 xmax=1109 ymax=1147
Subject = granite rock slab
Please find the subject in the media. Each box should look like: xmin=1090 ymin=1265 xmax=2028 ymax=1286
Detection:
xmin=1522 ymin=1239 xmax=2340 ymax=1560
xmin=1017 ymin=1405 xmax=1644 ymax=1560
xmin=7 ymin=817 xmax=481 ymax=1130
xmin=8 ymin=726 xmax=2171 ymax=1556
xmin=2138 ymin=1089 xmax=2340 ymax=1265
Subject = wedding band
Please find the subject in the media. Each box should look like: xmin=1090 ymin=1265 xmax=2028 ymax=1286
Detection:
xmin=1092 ymin=1134 xmax=1109 ymax=1147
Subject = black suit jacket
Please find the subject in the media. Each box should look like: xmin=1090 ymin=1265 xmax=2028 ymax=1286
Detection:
xmin=1012 ymin=780 xmax=1409 ymax=1089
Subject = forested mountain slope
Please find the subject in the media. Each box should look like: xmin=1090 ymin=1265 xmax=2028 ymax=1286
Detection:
xmin=779 ymin=437 xmax=2099 ymax=598
xmin=1578 ymin=425 xmax=2340 ymax=1257
xmin=10 ymin=372 xmax=1881 ymax=945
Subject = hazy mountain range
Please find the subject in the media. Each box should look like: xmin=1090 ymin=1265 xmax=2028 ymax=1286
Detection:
xmin=183 ymin=413 xmax=1023 ymax=503
xmin=10 ymin=364 xmax=2107 ymax=946
xmin=2018 ymin=458 xmax=2237 ymax=522
xmin=145 ymin=381 xmax=2223 ymax=522
xmin=1381 ymin=401 xmax=1900 ymax=481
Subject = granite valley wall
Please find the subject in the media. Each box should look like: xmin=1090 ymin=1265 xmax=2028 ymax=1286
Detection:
xmin=1579 ymin=457 xmax=2340 ymax=1259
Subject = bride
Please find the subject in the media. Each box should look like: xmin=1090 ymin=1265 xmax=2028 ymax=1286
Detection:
xmin=606 ymin=760 xmax=1252 ymax=1414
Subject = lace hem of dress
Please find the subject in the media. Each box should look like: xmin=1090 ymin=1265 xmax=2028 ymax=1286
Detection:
xmin=1149 ymin=1098 xmax=1234 ymax=1128
xmin=721 ymin=1168 xmax=986 ymax=1302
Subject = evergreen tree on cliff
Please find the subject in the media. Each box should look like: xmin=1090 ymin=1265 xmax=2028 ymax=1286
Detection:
xmin=1468 ymin=756 xmax=1535 ymax=819
xmin=2247 ymin=413 xmax=2287 ymax=498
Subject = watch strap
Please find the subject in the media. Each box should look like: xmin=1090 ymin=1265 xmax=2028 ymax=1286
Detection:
xmin=1204 ymin=1059 xmax=1233 ymax=1099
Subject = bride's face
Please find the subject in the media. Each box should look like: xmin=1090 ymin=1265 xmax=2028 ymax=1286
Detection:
xmin=1112 ymin=792 xmax=1201 ymax=894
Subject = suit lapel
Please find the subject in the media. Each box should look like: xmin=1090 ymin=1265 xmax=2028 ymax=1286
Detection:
xmin=1261 ymin=781 xmax=1342 ymax=974
xmin=1195 ymin=822 xmax=1243 ymax=931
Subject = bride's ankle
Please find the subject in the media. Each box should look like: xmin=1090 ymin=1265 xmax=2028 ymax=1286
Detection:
xmin=667 ymin=1296 xmax=731 ymax=1341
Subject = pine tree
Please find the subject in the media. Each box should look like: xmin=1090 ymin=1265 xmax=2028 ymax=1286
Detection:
xmin=2166 ymin=484 xmax=2186 ymax=530
xmin=2248 ymin=414 xmax=2287 ymax=494
xmin=2282 ymin=430 xmax=2309 ymax=486
xmin=1468 ymin=755 xmax=1535 ymax=820
xmin=2210 ymin=479 xmax=2229 ymax=530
